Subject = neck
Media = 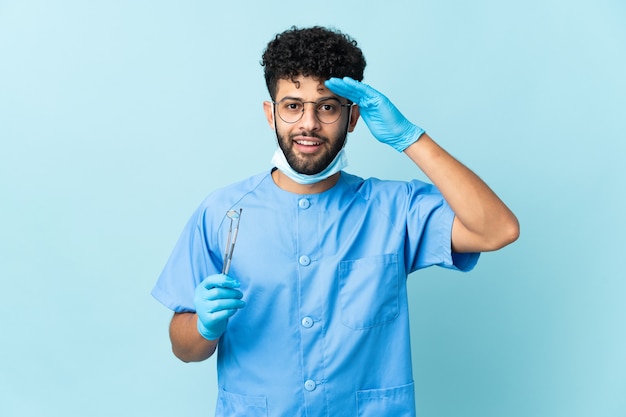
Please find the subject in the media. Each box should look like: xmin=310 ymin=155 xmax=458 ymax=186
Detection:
xmin=271 ymin=169 xmax=340 ymax=194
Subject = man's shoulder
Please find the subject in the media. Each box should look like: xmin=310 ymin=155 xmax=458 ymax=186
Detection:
xmin=197 ymin=171 xmax=272 ymax=208
xmin=220 ymin=171 xmax=272 ymax=192
xmin=340 ymin=171 xmax=437 ymax=198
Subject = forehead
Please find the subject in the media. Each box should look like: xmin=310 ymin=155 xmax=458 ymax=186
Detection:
xmin=274 ymin=76 xmax=333 ymax=99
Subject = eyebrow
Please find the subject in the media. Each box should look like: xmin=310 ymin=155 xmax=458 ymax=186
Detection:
xmin=277 ymin=95 xmax=341 ymax=102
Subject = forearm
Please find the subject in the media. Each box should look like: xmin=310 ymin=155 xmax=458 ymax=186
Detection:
xmin=404 ymin=133 xmax=519 ymax=252
xmin=169 ymin=312 xmax=218 ymax=362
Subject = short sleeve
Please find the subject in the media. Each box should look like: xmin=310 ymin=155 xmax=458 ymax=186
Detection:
xmin=404 ymin=180 xmax=480 ymax=273
xmin=151 ymin=208 xmax=221 ymax=312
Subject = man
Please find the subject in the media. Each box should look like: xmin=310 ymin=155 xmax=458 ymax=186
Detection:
xmin=152 ymin=26 xmax=519 ymax=416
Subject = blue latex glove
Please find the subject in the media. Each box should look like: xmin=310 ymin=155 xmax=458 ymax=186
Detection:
xmin=193 ymin=274 xmax=245 ymax=341
xmin=325 ymin=77 xmax=425 ymax=152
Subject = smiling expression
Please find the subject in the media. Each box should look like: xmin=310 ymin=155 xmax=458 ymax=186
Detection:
xmin=264 ymin=76 xmax=359 ymax=175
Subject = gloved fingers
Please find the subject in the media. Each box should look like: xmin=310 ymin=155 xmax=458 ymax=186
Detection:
xmin=198 ymin=273 xmax=240 ymax=290
xmin=325 ymin=77 xmax=378 ymax=105
xmin=203 ymin=297 xmax=246 ymax=314
xmin=198 ymin=287 xmax=244 ymax=301
xmin=201 ymin=308 xmax=240 ymax=324
xmin=194 ymin=289 xmax=244 ymax=318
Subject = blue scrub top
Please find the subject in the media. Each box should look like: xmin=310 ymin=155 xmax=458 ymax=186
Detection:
xmin=152 ymin=170 xmax=479 ymax=417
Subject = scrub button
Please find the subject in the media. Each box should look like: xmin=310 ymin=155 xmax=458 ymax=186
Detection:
xmin=301 ymin=317 xmax=314 ymax=328
xmin=298 ymin=199 xmax=310 ymax=209
xmin=304 ymin=380 xmax=316 ymax=391
xmin=299 ymin=255 xmax=311 ymax=266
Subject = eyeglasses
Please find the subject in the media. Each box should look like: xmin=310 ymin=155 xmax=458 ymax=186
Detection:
xmin=273 ymin=97 xmax=352 ymax=124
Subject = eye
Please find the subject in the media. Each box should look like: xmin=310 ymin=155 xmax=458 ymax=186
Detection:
xmin=317 ymin=99 xmax=340 ymax=114
xmin=281 ymin=100 xmax=303 ymax=113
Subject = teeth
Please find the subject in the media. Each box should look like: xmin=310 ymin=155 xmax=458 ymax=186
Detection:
xmin=296 ymin=140 xmax=320 ymax=146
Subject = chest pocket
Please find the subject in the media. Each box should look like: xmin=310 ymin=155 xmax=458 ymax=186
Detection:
xmin=338 ymin=254 xmax=400 ymax=330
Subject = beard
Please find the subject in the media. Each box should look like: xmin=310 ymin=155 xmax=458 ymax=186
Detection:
xmin=275 ymin=125 xmax=349 ymax=176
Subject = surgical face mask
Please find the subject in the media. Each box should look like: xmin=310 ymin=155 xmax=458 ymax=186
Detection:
xmin=270 ymin=147 xmax=348 ymax=185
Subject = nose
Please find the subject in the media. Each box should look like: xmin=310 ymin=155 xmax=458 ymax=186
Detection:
xmin=298 ymin=102 xmax=321 ymax=131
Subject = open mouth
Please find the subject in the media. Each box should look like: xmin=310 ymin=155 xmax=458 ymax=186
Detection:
xmin=294 ymin=139 xmax=322 ymax=146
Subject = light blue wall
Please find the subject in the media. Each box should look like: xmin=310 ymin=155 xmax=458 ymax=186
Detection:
xmin=1 ymin=1 xmax=624 ymax=416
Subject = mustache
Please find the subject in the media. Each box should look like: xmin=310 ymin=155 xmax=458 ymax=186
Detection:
xmin=289 ymin=132 xmax=327 ymax=142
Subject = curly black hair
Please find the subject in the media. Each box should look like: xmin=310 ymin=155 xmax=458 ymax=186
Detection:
xmin=261 ymin=26 xmax=366 ymax=99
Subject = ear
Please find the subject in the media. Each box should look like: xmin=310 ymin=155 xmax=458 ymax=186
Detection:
xmin=263 ymin=101 xmax=275 ymax=130
xmin=347 ymin=105 xmax=360 ymax=133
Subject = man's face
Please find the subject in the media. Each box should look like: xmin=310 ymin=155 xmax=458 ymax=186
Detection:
xmin=264 ymin=76 xmax=359 ymax=175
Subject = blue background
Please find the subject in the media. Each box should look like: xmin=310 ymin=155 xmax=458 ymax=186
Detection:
xmin=1 ymin=1 xmax=625 ymax=416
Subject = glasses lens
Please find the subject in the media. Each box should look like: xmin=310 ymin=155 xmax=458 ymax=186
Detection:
xmin=316 ymin=98 xmax=342 ymax=124
xmin=276 ymin=99 xmax=303 ymax=123
xmin=276 ymin=98 xmax=343 ymax=124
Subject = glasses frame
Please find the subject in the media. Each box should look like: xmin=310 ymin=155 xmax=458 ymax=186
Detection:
xmin=273 ymin=97 xmax=353 ymax=125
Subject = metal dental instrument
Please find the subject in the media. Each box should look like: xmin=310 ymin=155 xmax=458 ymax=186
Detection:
xmin=222 ymin=208 xmax=242 ymax=275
